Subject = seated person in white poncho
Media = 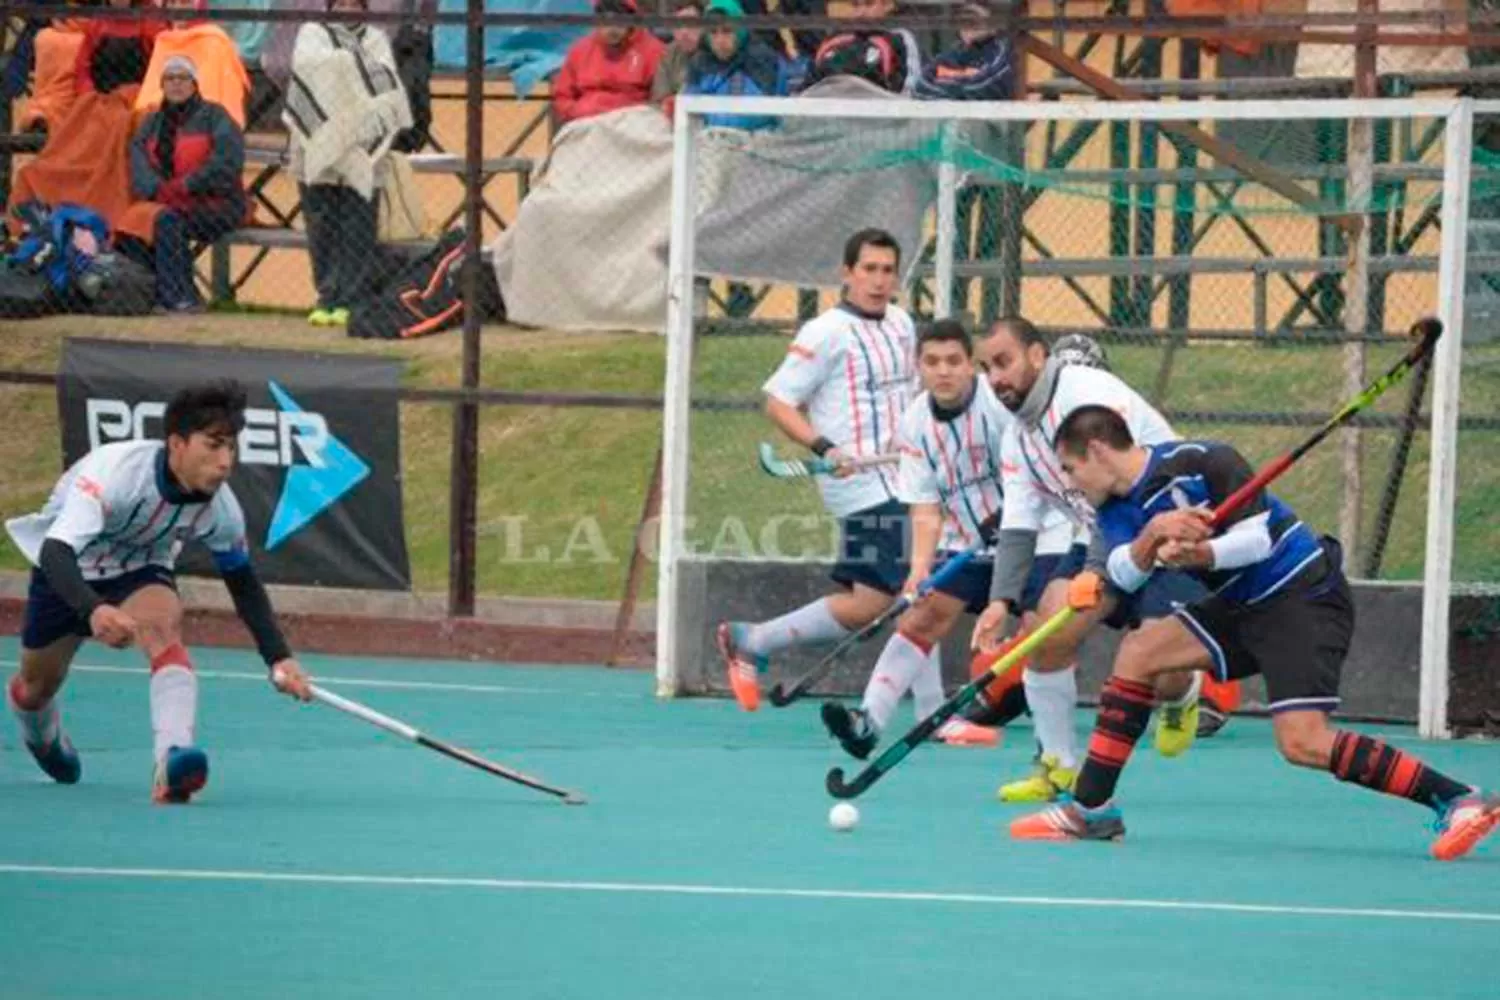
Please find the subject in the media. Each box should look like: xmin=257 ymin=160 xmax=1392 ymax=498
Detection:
xmin=282 ymin=0 xmax=412 ymax=328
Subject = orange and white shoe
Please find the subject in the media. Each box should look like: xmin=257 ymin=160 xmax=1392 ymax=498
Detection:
xmin=1431 ymin=792 xmax=1500 ymax=861
xmin=932 ymin=718 xmax=1000 ymax=748
xmin=1010 ymin=800 xmax=1126 ymax=842
xmin=716 ymin=622 xmax=766 ymax=712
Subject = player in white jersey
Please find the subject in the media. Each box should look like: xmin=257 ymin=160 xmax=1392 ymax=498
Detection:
xmin=818 ymin=319 xmax=1077 ymax=757
xmin=968 ymin=318 xmax=1222 ymax=803
xmin=716 ymin=228 xmax=934 ymax=714
xmin=4 ymin=381 xmax=312 ymax=803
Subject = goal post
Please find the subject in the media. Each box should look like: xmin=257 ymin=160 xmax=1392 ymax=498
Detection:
xmin=657 ymin=93 xmax=1488 ymax=737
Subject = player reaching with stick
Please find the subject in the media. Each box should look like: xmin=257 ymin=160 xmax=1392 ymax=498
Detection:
xmin=4 ymin=380 xmax=313 ymax=803
xmin=1009 ymin=406 xmax=1499 ymax=860
xmin=819 ymin=319 xmax=1075 ymax=756
xmin=968 ymin=318 xmax=1222 ymax=803
xmin=716 ymin=228 xmax=961 ymax=736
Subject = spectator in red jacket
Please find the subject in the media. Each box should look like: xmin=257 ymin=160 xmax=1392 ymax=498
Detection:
xmin=128 ymin=55 xmax=246 ymax=313
xmin=553 ymin=0 xmax=665 ymax=126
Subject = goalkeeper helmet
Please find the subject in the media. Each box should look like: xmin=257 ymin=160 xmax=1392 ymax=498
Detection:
xmin=1052 ymin=333 xmax=1109 ymax=372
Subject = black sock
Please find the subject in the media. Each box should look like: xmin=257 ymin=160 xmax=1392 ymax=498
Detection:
xmin=1073 ymin=676 xmax=1155 ymax=809
xmin=1329 ymin=731 xmax=1471 ymax=810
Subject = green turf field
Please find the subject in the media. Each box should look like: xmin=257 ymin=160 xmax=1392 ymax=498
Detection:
xmin=1 ymin=639 xmax=1498 ymax=1000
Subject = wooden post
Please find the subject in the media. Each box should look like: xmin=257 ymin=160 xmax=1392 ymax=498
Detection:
xmin=607 ymin=449 xmax=664 ymax=667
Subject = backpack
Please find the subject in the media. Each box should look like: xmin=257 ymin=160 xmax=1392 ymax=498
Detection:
xmin=348 ymin=229 xmax=504 ymax=339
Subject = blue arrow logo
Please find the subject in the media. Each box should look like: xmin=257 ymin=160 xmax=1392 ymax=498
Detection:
xmin=264 ymin=381 xmax=370 ymax=550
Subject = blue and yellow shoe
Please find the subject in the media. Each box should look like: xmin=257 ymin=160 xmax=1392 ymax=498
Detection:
xmin=997 ymin=753 xmax=1077 ymax=802
xmin=1155 ymin=673 xmax=1202 ymax=758
xmin=1011 ymin=799 xmax=1126 ymax=842
xmin=717 ymin=622 xmax=767 ymax=712
xmin=152 ymin=746 xmax=209 ymax=804
xmin=25 ymin=733 xmax=81 ymax=785
xmin=821 ymin=702 xmax=878 ymax=760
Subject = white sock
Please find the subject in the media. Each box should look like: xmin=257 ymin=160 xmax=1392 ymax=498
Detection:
xmin=743 ymin=598 xmax=850 ymax=656
xmin=910 ymin=644 xmax=945 ymax=721
xmin=860 ymin=633 xmax=930 ymax=733
xmin=150 ymin=663 xmax=198 ymax=764
xmin=1024 ymin=665 xmax=1079 ymax=769
xmin=7 ymin=675 xmax=60 ymax=747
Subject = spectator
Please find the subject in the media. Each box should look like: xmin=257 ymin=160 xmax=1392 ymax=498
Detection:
xmin=553 ymin=0 xmax=665 ymax=126
xmin=650 ymin=0 xmax=701 ymax=112
xmin=802 ymin=0 xmax=922 ymax=96
xmin=913 ymin=0 xmax=1012 ymax=101
xmin=73 ymin=0 xmax=165 ymax=97
xmin=283 ymin=0 xmax=412 ymax=327
xmin=683 ymin=0 xmax=788 ymax=131
xmin=136 ymin=0 xmax=251 ymax=127
xmin=129 ymin=55 xmax=246 ymax=313
xmin=740 ymin=0 xmax=825 ymax=65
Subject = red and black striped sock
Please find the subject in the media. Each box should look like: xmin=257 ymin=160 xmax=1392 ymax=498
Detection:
xmin=1329 ymin=731 xmax=1470 ymax=810
xmin=1073 ymin=676 xmax=1156 ymax=809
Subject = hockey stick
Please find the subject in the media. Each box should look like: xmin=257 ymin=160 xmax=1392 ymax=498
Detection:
xmin=757 ymin=442 xmax=900 ymax=479
xmin=825 ymin=316 xmax=1444 ymax=800
xmin=768 ymin=543 xmax=986 ymax=708
xmin=827 ymin=574 xmax=1104 ymax=799
xmin=307 ymin=683 xmax=587 ymax=805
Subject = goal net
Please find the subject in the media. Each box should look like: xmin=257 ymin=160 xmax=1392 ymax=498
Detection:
xmin=654 ymin=93 xmax=1493 ymax=739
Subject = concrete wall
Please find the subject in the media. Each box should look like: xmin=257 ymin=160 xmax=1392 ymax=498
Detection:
xmin=674 ymin=557 xmax=1500 ymax=728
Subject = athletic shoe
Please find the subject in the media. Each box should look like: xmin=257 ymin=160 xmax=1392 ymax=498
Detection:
xmin=933 ymin=718 xmax=1000 ymax=748
xmin=1155 ymin=675 xmax=1202 ymax=758
xmin=1196 ymin=700 xmax=1230 ymax=739
xmin=24 ymin=732 xmax=81 ymax=785
xmin=997 ymin=753 xmax=1076 ymax=803
xmin=151 ymin=746 xmax=209 ymax=804
xmin=330 ymin=308 xmax=351 ymax=327
xmin=717 ymin=622 xmax=766 ymax=712
xmin=1011 ymin=800 xmax=1126 ymax=842
xmin=1431 ymin=791 xmax=1500 ymax=861
xmin=821 ymin=702 xmax=878 ymax=760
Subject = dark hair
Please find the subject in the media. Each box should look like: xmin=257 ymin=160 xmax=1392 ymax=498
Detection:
xmin=842 ymin=228 xmax=902 ymax=270
xmin=164 ymin=380 xmax=248 ymax=441
xmin=1055 ymin=404 xmax=1134 ymax=456
xmin=918 ymin=318 xmax=972 ymax=357
xmin=988 ymin=316 xmax=1048 ymax=352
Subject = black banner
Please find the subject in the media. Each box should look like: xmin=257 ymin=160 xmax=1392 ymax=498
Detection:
xmin=58 ymin=338 xmax=410 ymax=591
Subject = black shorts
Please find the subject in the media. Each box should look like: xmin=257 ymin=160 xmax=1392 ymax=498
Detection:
xmin=929 ymin=549 xmax=993 ymax=615
xmin=21 ymin=564 xmax=177 ymax=650
xmin=830 ymin=498 xmax=909 ymax=596
xmin=1173 ymin=544 xmax=1354 ymax=714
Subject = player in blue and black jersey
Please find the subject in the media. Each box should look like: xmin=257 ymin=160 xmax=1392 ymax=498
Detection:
xmin=1008 ymin=404 xmax=1499 ymax=861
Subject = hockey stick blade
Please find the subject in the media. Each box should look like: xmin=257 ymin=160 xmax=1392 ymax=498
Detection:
xmin=768 ymin=545 xmax=985 ymax=707
xmin=826 ymin=574 xmax=1103 ymax=799
xmin=310 ymin=684 xmax=587 ymax=804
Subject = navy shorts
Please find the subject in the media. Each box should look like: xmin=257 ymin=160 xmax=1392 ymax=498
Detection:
xmin=930 ymin=550 xmax=994 ymax=615
xmin=1021 ymin=543 xmax=1088 ymax=615
xmin=1105 ymin=569 xmax=1209 ymax=631
xmin=830 ymin=498 xmax=909 ymax=597
xmin=21 ymin=565 xmax=177 ymax=650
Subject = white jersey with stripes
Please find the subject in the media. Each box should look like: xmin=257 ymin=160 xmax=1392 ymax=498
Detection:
xmin=762 ymin=301 xmax=919 ymax=518
xmin=998 ymin=365 xmax=1177 ymax=535
xmin=897 ymin=377 xmax=1076 ymax=556
xmin=5 ymin=440 xmax=250 ymax=582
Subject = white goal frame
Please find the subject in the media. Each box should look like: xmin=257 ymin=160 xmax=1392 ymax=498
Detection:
xmin=657 ymin=94 xmax=1474 ymax=740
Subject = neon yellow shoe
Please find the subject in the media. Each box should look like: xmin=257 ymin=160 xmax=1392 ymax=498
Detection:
xmin=1155 ymin=677 xmax=1202 ymax=759
xmin=997 ymin=754 xmax=1077 ymax=803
